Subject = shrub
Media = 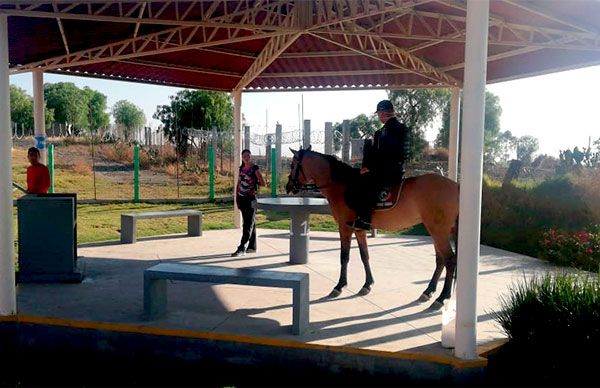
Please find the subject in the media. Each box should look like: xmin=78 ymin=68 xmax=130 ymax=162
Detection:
xmin=539 ymin=226 xmax=600 ymax=271
xmin=481 ymin=174 xmax=595 ymax=260
xmin=488 ymin=271 xmax=600 ymax=385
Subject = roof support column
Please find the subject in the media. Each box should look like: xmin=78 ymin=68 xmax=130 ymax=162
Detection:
xmin=448 ymin=87 xmax=461 ymax=182
xmin=233 ymin=89 xmax=242 ymax=228
xmin=0 ymin=14 xmax=17 ymax=316
xmin=455 ymin=0 xmax=489 ymax=360
xmin=33 ymin=70 xmax=46 ymax=162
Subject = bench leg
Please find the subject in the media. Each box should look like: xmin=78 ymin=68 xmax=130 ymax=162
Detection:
xmin=144 ymin=276 xmax=167 ymax=319
xmin=187 ymin=214 xmax=202 ymax=237
xmin=121 ymin=215 xmax=136 ymax=244
xmin=292 ymin=277 xmax=309 ymax=335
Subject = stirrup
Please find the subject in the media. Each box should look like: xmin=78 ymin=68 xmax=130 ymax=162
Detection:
xmin=346 ymin=219 xmax=371 ymax=231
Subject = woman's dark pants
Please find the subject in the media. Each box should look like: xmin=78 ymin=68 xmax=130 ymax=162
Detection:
xmin=237 ymin=195 xmax=256 ymax=251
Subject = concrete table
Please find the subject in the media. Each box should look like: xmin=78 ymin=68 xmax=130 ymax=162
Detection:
xmin=256 ymin=197 xmax=330 ymax=264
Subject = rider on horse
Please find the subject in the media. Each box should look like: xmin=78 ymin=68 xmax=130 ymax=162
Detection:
xmin=346 ymin=100 xmax=409 ymax=231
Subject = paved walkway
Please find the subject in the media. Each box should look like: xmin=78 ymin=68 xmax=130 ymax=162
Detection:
xmin=16 ymin=228 xmax=559 ymax=356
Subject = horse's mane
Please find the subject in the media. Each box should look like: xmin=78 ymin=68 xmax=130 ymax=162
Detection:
xmin=305 ymin=150 xmax=360 ymax=184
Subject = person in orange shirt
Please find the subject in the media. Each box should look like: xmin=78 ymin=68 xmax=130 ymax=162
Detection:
xmin=26 ymin=147 xmax=51 ymax=194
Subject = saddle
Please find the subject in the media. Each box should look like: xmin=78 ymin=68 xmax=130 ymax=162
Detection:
xmin=374 ymin=180 xmax=404 ymax=210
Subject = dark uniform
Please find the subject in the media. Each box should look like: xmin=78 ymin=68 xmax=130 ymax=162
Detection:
xmin=346 ymin=115 xmax=409 ymax=227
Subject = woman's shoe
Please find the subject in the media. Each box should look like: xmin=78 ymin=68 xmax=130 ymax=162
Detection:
xmin=246 ymin=248 xmax=256 ymax=253
xmin=231 ymin=248 xmax=245 ymax=257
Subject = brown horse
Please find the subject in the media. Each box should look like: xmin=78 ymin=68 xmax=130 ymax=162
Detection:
xmin=285 ymin=146 xmax=459 ymax=310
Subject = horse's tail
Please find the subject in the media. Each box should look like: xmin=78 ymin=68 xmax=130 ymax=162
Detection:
xmin=450 ymin=214 xmax=459 ymax=256
xmin=451 ymin=214 xmax=459 ymax=290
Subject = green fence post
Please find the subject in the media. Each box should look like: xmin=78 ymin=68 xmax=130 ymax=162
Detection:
xmin=208 ymin=144 xmax=214 ymax=201
xmin=47 ymin=143 xmax=54 ymax=193
xmin=271 ymin=146 xmax=277 ymax=197
xmin=133 ymin=144 xmax=139 ymax=202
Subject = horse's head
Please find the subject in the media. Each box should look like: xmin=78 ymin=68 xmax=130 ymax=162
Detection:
xmin=286 ymin=145 xmax=312 ymax=194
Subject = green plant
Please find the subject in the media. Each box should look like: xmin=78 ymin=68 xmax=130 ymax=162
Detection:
xmin=539 ymin=226 xmax=600 ymax=271
xmin=488 ymin=271 xmax=600 ymax=385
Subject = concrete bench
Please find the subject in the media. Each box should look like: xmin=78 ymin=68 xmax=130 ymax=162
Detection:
xmin=143 ymin=263 xmax=309 ymax=335
xmin=120 ymin=210 xmax=202 ymax=244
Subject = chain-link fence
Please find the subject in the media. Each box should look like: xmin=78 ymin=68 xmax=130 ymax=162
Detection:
xmin=12 ymin=120 xmax=565 ymax=202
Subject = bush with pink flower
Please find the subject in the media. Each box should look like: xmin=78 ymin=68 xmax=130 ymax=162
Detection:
xmin=540 ymin=225 xmax=600 ymax=271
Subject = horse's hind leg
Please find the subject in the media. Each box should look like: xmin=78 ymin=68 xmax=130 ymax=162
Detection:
xmin=418 ymin=252 xmax=445 ymax=303
xmin=329 ymin=226 xmax=353 ymax=298
xmin=432 ymin=252 xmax=457 ymax=308
xmin=354 ymin=229 xmax=374 ymax=296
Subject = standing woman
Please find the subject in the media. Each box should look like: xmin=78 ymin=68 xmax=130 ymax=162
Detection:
xmin=232 ymin=149 xmax=265 ymax=257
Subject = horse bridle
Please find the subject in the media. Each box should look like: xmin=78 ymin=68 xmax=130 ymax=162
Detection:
xmin=288 ymin=150 xmax=309 ymax=193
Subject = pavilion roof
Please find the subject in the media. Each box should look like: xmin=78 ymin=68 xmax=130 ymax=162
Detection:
xmin=3 ymin=0 xmax=600 ymax=91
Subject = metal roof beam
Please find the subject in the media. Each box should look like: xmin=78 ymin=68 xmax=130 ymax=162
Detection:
xmin=235 ymin=1 xmax=301 ymax=90
xmin=258 ymin=68 xmax=410 ymax=78
xmin=310 ymin=30 xmax=456 ymax=86
xmin=10 ymin=24 xmax=286 ymax=74
xmin=119 ymin=59 xmax=242 ymax=78
xmin=0 ymin=1 xmax=301 ymax=33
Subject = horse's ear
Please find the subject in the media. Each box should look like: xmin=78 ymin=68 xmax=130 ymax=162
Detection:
xmin=289 ymin=148 xmax=298 ymax=157
xmin=307 ymin=144 xmax=312 ymax=152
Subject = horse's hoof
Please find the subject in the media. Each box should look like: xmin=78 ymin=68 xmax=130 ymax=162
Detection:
xmin=428 ymin=300 xmax=444 ymax=311
xmin=328 ymin=289 xmax=342 ymax=298
xmin=418 ymin=293 xmax=431 ymax=303
xmin=357 ymin=286 xmax=371 ymax=296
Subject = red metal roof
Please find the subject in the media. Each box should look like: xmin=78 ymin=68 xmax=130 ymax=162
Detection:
xmin=4 ymin=1 xmax=600 ymax=91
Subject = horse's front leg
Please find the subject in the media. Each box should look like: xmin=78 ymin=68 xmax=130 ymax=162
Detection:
xmin=329 ymin=226 xmax=353 ymax=298
xmin=354 ymin=229 xmax=374 ymax=296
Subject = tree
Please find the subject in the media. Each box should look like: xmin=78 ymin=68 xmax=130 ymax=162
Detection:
xmin=83 ymin=87 xmax=110 ymax=132
xmin=153 ymin=90 xmax=233 ymax=157
xmin=112 ymin=100 xmax=146 ymax=141
xmin=388 ymin=88 xmax=450 ymax=160
xmin=44 ymin=82 xmax=89 ymax=131
xmin=10 ymin=85 xmax=34 ymax=130
xmin=10 ymin=85 xmax=54 ymax=131
xmin=516 ymin=135 xmax=539 ymax=165
xmin=435 ymin=90 xmax=504 ymax=163
xmin=332 ymin=113 xmax=379 ymax=152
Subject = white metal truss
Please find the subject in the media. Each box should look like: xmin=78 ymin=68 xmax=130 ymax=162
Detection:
xmin=3 ymin=0 xmax=600 ymax=87
xmin=10 ymin=24 xmax=286 ymax=74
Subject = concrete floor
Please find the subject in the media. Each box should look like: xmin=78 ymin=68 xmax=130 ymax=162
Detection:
xmin=15 ymin=228 xmax=560 ymax=358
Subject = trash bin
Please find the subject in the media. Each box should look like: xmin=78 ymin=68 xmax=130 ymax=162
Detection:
xmin=17 ymin=193 xmax=82 ymax=283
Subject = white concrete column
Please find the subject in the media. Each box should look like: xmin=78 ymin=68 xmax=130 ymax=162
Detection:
xmin=302 ymin=119 xmax=310 ymax=150
xmin=33 ymin=70 xmax=47 ymax=162
xmin=448 ymin=87 xmax=461 ymax=181
xmin=324 ymin=122 xmax=333 ymax=155
xmin=342 ymin=120 xmax=350 ymax=163
xmin=233 ymin=89 xmax=242 ymax=228
xmin=0 ymin=15 xmax=17 ymax=316
xmin=455 ymin=0 xmax=489 ymax=360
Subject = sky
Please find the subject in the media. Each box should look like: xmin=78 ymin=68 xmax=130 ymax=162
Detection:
xmin=9 ymin=64 xmax=600 ymax=158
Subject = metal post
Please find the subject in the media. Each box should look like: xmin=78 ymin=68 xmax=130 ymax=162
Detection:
xmin=275 ymin=123 xmax=282 ymax=180
xmin=271 ymin=146 xmax=277 ymax=197
xmin=208 ymin=144 xmax=215 ymax=201
xmin=455 ymin=0 xmax=489 ymax=360
xmin=48 ymin=143 xmax=55 ymax=193
xmin=133 ymin=144 xmax=140 ymax=202
xmin=0 ymin=15 xmax=16 ymax=315
xmin=449 ymin=87 xmax=461 ymax=181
